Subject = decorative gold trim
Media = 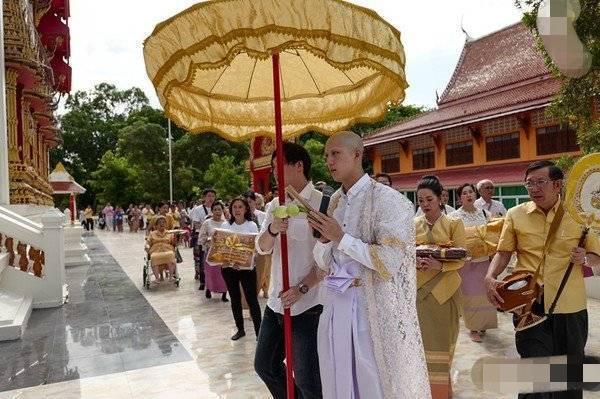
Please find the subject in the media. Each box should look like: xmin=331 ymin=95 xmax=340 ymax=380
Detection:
xmin=252 ymin=155 xmax=272 ymax=169
xmin=565 ymin=153 xmax=600 ymax=228
xmin=380 ymin=237 xmax=407 ymax=249
xmin=369 ymin=245 xmax=392 ymax=281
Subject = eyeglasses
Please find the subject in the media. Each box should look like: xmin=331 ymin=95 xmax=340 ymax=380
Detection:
xmin=524 ymin=179 xmax=552 ymax=189
xmin=481 ymin=185 xmax=494 ymax=190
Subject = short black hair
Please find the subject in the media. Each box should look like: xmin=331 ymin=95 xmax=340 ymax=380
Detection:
xmin=525 ymin=160 xmax=564 ymax=181
xmin=202 ymin=188 xmax=216 ymax=196
xmin=456 ymin=183 xmax=477 ymax=199
xmin=271 ymin=142 xmax=311 ymax=180
xmin=416 ymin=175 xmax=443 ymax=198
xmin=243 ymin=190 xmax=257 ymax=201
xmin=211 ymin=201 xmax=224 ymax=211
xmin=375 ymin=173 xmax=392 ymax=185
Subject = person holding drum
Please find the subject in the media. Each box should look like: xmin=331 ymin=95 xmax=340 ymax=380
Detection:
xmin=414 ymin=175 xmax=466 ymax=399
xmin=485 ymin=160 xmax=600 ymax=399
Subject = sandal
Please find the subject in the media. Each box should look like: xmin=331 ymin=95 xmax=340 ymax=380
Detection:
xmin=469 ymin=331 xmax=482 ymax=343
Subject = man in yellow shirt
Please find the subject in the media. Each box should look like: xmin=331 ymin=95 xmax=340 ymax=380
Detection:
xmin=485 ymin=160 xmax=600 ymax=399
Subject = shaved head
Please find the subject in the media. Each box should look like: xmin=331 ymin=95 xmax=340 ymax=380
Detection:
xmin=326 ymin=131 xmax=364 ymax=155
xmin=324 ymin=130 xmax=365 ymax=188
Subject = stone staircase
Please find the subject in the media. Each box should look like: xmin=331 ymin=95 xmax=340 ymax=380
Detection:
xmin=0 ymin=251 xmax=33 ymax=340
xmin=0 ymin=206 xmax=66 ymax=341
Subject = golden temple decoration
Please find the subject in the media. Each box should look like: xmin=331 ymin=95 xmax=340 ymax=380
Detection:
xmin=5 ymin=68 xmax=19 ymax=163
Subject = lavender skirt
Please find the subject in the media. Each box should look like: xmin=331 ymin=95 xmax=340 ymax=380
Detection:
xmin=205 ymin=262 xmax=227 ymax=293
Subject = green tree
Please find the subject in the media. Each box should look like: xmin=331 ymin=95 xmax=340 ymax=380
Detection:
xmin=298 ymin=103 xmax=425 ymax=181
xmin=304 ymin=139 xmax=336 ymax=188
xmin=173 ymin=133 xmax=249 ymax=176
xmin=116 ymin=121 xmax=170 ymax=203
xmin=127 ymin=106 xmax=187 ymax=142
xmin=516 ymin=0 xmax=600 ymax=159
xmin=51 ymin=84 xmax=149 ymax=206
xmin=351 ymin=103 xmax=426 ymax=137
xmin=89 ymin=151 xmax=139 ymax=206
xmin=203 ymin=154 xmax=250 ymax=201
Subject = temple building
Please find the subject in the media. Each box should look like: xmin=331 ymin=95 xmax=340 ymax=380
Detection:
xmin=364 ymin=22 xmax=588 ymax=209
xmin=2 ymin=0 xmax=71 ymax=206
xmin=250 ymin=136 xmax=275 ymax=195
xmin=0 ymin=0 xmax=72 ymax=341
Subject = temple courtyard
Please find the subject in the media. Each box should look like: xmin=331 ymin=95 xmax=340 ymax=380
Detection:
xmin=1 ymin=230 xmax=599 ymax=399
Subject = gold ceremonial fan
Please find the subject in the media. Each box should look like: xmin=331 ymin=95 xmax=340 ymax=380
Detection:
xmin=565 ymin=153 xmax=600 ymax=231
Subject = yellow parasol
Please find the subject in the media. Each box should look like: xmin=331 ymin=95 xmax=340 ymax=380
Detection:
xmin=143 ymin=0 xmax=407 ymax=141
xmin=143 ymin=1 xmax=407 ymax=395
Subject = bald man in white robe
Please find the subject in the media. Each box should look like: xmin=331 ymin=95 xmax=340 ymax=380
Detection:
xmin=308 ymin=131 xmax=430 ymax=399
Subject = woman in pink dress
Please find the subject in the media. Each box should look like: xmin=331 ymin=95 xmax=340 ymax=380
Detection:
xmin=199 ymin=202 xmax=229 ymax=302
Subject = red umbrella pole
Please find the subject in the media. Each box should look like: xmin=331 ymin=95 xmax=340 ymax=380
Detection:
xmin=272 ymin=52 xmax=295 ymax=399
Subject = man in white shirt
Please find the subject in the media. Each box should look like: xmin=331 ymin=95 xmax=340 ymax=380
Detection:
xmin=474 ymin=179 xmax=508 ymax=217
xmin=190 ymin=189 xmax=216 ymax=229
xmin=254 ymin=142 xmax=324 ymax=399
xmin=307 ymin=131 xmax=430 ymax=399
xmin=190 ymin=188 xmax=216 ymax=288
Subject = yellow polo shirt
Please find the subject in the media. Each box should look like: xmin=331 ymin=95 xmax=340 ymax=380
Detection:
xmin=497 ymin=200 xmax=600 ymax=314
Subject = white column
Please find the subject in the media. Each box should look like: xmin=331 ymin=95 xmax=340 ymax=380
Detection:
xmin=41 ymin=208 xmax=66 ymax=306
xmin=0 ymin=0 xmax=10 ymax=205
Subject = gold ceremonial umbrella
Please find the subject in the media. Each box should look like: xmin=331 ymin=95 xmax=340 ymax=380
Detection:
xmin=143 ymin=0 xmax=407 ymax=141
xmin=143 ymin=1 xmax=407 ymax=395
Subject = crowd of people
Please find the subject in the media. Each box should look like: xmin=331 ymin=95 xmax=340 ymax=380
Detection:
xmin=75 ymin=131 xmax=599 ymax=399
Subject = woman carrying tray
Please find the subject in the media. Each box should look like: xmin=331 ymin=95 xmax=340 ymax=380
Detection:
xmin=198 ymin=202 xmax=229 ymax=302
xmin=450 ymin=183 xmax=498 ymax=343
xmin=218 ymin=197 xmax=262 ymax=341
xmin=414 ymin=175 xmax=466 ymax=399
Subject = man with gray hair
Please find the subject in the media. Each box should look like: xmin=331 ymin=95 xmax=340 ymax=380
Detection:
xmin=475 ymin=179 xmax=507 ymax=217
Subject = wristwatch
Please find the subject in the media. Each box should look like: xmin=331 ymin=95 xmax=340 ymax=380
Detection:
xmin=267 ymin=223 xmax=278 ymax=237
xmin=298 ymin=283 xmax=310 ymax=294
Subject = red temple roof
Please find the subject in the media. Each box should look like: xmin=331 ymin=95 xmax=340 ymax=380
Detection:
xmin=390 ymin=161 xmax=531 ymax=191
xmin=365 ymin=23 xmax=557 ymax=147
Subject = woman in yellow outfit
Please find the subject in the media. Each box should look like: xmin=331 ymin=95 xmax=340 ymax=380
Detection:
xmin=146 ymin=216 xmax=177 ymax=281
xmin=414 ymin=176 xmax=466 ymax=399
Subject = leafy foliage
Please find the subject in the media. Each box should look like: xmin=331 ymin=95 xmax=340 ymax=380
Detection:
xmin=51 ymin=84 xmax=149 ymax=206
xmin=203 ymin=154 xmax=250 ymax=201
xmin=53 ymin=83 xmax=423 ymax=207
xmin=304 ymin=139 xmax=336 ymax=188
xmin=515 ymin=0 xmax=600 ymax=164
xmin=89 ymin=151 xmax=139 ymax=207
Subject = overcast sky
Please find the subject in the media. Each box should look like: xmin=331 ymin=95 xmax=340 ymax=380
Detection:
xmin=67 ymin=0 xmax=522 ymax=110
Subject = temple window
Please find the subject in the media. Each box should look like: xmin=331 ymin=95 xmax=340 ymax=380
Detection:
xmin=536 ymin=124 xmax=579 ymax=155
xmin=445 ymin=140 xmax=473 ymax=166
xmin=412 ymin=147 xmax=435 ymax=170
xmin=485 ymin=132 xmax=520 ymax=161
xmin=381 ymin=153 xmax=400 ymax=173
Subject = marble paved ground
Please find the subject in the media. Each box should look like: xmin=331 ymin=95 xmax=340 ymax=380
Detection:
xmin=1 ymin=229 xmax=599 ymax=398
xmin=0 ymin=235 xmax=191 ymax=393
